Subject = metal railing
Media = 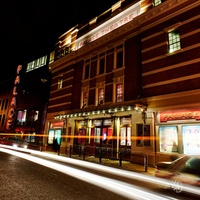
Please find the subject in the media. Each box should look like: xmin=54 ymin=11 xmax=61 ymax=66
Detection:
xmin=68 ymin=144 xmax=148 ymax=172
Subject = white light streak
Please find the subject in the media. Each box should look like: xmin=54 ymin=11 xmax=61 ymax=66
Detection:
xmin=1 ymin=145 xmax=200 ymax=197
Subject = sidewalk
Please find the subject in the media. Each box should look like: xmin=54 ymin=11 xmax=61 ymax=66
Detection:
xmin=48 ymin=151 xmax=156 ymax=177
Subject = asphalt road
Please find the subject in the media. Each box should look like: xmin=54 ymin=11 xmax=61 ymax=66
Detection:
xmin=0 ymin=147 xmax=199 ymax=200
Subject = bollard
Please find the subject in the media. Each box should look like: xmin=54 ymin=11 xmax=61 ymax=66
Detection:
xmin=70 ymin=145 xmax=72 ymax=158
xmin=82 ymin=146 xmax=85 ymax=160
xmin=119 ymin=152 xmax=122 ymax=167
xmin=99 ymin=148 xmax=102 ymax=163
xmin=144 ymin=155 xmax=148 ymax=172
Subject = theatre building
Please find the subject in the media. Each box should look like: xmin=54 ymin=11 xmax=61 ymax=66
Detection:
xmin=45 ymin=0 xmax=200 ymax=165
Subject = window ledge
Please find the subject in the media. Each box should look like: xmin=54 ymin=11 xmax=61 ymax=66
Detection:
xmin=165 ymin=48 xmax=183 ymax=56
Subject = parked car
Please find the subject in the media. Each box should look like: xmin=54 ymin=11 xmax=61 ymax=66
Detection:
xmin=3 ymin=136 xmax=28 ymax=149
xmin=0 ymin=137 xmax=6 ymax=144
xmin=155 ymin=155 xmax=200 ymax=194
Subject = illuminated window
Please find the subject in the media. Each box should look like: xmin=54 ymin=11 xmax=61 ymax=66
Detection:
xmin=98 ymin=88 xmax=104 ymax=105
xmin=153 ymin=0 xmax=162 ymax=6
xmin=159 ymin=126 xmax=178 ymax=152
xmin=120 ymin=127 xmax=131 ymax=146
xmin=82 ymin=91 xmax=88 ymax=108
xmin=168 ymin=29 xmax=181 ymax=53
xmin=116 ymin=83 xmax=123 ymax=102
xmin=58 ymin=76 xmax=63 ymax=89
xmin=17 ymin=110 xmax=27 ymax=125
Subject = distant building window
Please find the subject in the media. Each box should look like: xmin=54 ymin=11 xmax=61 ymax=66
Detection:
xmin=168 ymin=29 xmax=181 ymax=53
xmin=116 ymin=83 xmax=123 ymax=102
xmin=58 ymin=77 xmax=63 ymax=89
xmin=153 ymin=0 xmax=164 ymax=6
xmin=26 ymin=55 xmax=47 ymax=72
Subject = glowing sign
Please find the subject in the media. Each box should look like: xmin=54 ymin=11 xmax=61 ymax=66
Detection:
xmin=160 ymin=109 xmax=200 ymax=122
xmin=6 ymin=65 xmax=22 ymax=130
xmin=75 ymin=1 xmax=141 ymax=50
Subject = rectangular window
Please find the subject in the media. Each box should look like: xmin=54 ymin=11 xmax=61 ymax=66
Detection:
xmin=136 ymin=124 xmax=151 ymax=147
xmin=98 ymin=88 xmax=104 ymax=105
xmin=58 ymin=77 xmax=63 ymax=89
xmin=182 ymin=126 xmax=200 ymax=155
xmin=154 ymin=0 xmax=162 ymax=6
xmin=120 ymin=127 xmax=131 ymax=146
xmin=95 ymin=128 xmax=101 ymax=143
xmin=159 ymin=126 xmax=178 ymax=152
xmin=116 ymin=83 xmax=123 ymax=102
xmin=82 ymin=91 xmax=88 ymax=108
xmin=99 ymin=57 xmax=105 ymax=74
xmin=168 ymin=29 xmax=181 ymax=53
xmin=116 ymin=50 xmax=123 ymax=69
xmin=84 ymin=64 xmax=90 ymax=79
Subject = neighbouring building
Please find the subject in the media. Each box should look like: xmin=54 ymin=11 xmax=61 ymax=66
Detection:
xmin=45 ymin=0 xmax=200 ymax=165
xmin=0 ymin=78 xmax=14 ymax=133
xmin=7 ymin=55 xmax=51 ymax=147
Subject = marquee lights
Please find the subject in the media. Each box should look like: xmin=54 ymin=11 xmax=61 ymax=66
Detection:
xmin=54 ymin=104 xmax=147 ymax=119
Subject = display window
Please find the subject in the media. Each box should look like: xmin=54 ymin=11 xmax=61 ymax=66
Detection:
xmin=182 ymin=125 xmax=200 ymax=155
xmin=159 ymin=126 xmax=178 ymax=153
xmin=78 ymin=129 xmax=86 ymax=144
xmin=48 ymin=129 xmax=62 ymax=145
xmin=120 ymin=127 xmax=131 ymax=147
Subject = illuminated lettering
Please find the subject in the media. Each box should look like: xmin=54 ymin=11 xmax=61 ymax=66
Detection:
xmin=10 ymin=97 xmax=16 ymax=107
xmin=8 ymin=107 xmax=15 ymax=118
xmin=13 ymin=86 xmax=17 ymax=95
xmin=17 ymin=65 xmax=22 ymax=74
xmin=76 ymin=3 xmax=141 ymax=50
xmin=160 ymin=110 xmax=200 ymax=122
xmin=14 ymin=75 xmax=20 ymax=85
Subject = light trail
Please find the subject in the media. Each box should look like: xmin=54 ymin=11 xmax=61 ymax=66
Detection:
xmin=1 ymin=144 xmax=200 ymax=197
xmin=0 ymin=145 xmax=177 ymax=200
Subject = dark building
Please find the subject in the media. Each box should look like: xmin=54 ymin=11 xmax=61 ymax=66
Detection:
xmin=45 ymin=0 xmax=200 ymax=165
xmin=0 ymin=78 xmax=14 ymax=133
xmin=0 ymin=55 xmax=52 ymax=147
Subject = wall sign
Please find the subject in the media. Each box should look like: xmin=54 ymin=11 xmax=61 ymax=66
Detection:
xmin=6 ymin=65 xmax=22 ymax=130
xmin=160 ymin=109 xmax=200 ymax=122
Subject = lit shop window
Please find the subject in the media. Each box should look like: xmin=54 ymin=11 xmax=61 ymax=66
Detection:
xmin=168 ymin=29 xmax=181 ymax=53
xmin=159 ymin=126 xmax=178 ymax=153
xmin=58 ymin=76 xmax=63 ymax=89
xmin=120 ymin=127 xmax=131 ymax=146
xmin=48 ymin=130 xmax=61 ymax=145
xmin=116 ymin=83 xmax=123 ymax=102
xmin=94 ymin=127 xmax=101 ymax=143
xmin=182 ymin=126 xmax=200 ymax=155
xmin=98 ymin=88 xmax=104 ymax=105
xmin=136 ymin=124 xmax=151 ymax=147
xmin=82 ymin=91 xmax=88 ymax=108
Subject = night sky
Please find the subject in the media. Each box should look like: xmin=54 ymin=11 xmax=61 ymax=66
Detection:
xmin=1 ymin=0 xmax=119 ymax=81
